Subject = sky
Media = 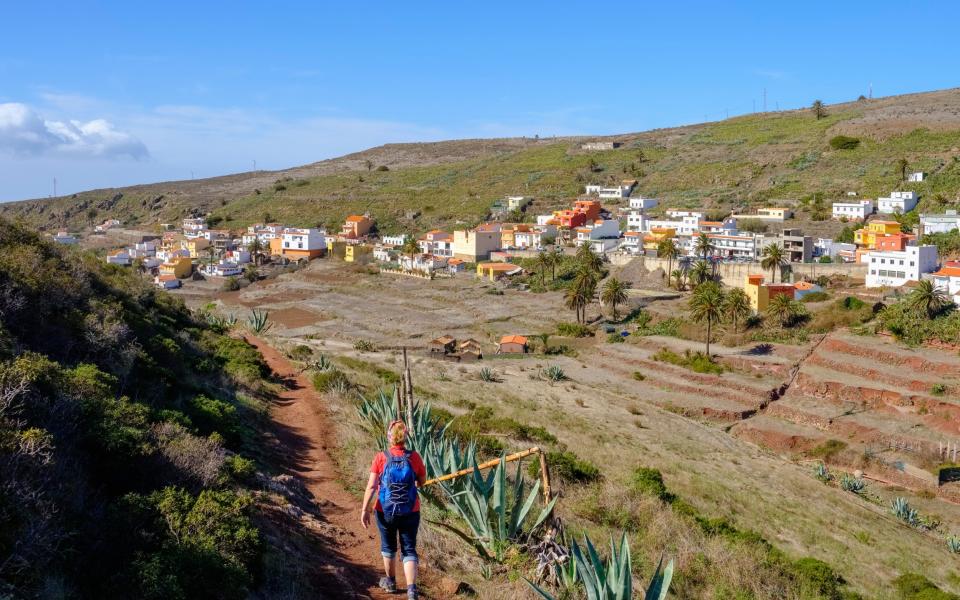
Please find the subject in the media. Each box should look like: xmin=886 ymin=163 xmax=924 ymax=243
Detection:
xmin=1 ymin=1 xmax=958 ymax=201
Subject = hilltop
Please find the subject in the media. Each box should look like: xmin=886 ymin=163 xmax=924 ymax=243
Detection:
xmin=5 ymin=88 xmax=960 ymax=235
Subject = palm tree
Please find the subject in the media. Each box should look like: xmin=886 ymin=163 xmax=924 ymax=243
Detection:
xmin=670 ymin=269 xmax=684 ymax=291
xmin=688 ymin=281 xmax=725 ymax=355
xmin=658 ymin=238 xmax=679 ymax=280
xmin=535 ymin=251 xmax=551 ymax=286
xmin=401 ymin=236 xmax=420 ymax=270
xmin=724 ymin=288 xmax=751 ymax=333
xmin=247 ymin=238 xmax=264 ymax=265
xmin=601 ymin=277 xmax=629 ymax=321
xmin=694 ymin=233 xmax=713 ymax=261
xmin=811 ymin=100 xmax=826 ymax=120
xmin=690 ymin=260 xmax=711 ymax=287
xmin=906 ymin=279 xmax=949 ymax=319
xmin=550 ymin=247 xmax=562 ymax=280
xmin=895 ymin=158 xmax=909 ymax=182
xmin=767 ymin=293 xmax=801 ymax=327
xmin=760 ymin=243 xmax=786 ymax=283
xmin=206 ymin=245 xmax=217 ymax=265
xmin=564 ymin=281 xmax=589 ymax=324
xmin=576 ymin=243 xmax=603 ymax=274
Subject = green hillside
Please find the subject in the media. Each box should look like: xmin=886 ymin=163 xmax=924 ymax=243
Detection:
xmin=4 ymin=89 xmax=960 ymax=235
xmin=0 ymin=219 xmax=275 ymax=598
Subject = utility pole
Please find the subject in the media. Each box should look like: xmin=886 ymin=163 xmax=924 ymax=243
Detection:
xmin=763 ymin=88 xmax=767 ymax=112
xmin=52 ymin=177 xmax=57 ymax=198
xmin=752 ymin=100 xmax=756 ymax=113
xmin=253 ymin=159 xmax=257 ymax=171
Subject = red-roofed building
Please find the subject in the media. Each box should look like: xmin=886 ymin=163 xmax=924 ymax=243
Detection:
xmin=497 ymin=335 xmax=528 ymax=354
xmin=931 ymin=263 xmax=960 ymax=305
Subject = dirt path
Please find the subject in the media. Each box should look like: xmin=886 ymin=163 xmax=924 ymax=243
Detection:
xmin=247 ymin=336 xmax=400 ymax=599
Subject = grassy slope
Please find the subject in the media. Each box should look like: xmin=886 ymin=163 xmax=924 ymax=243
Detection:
xmin=5 ymin=89 xmax=960 ymax=235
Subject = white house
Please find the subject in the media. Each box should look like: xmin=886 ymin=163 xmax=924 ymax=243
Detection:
xmin=698 ymin=219 xmax=737 ymax=235
xmin=281 ymin=228 xmax=326 ymax=253
xmin=182 ymin=217 xmax=207 ymax=238
xmin=628 ymin=196 xmax=658 ymax=211
xmin=877 ymin=191 xmax=918 ymax=214
xmin=52 ymin=231 xmax=78 ymax=245
xmin=574 ymin=219 xmax=620 ymax=247
xmin=920 ymin=210 xmax=960 ymax=235
xmin=815 ymin=239 xmax=856 ymax=262
xmin=372 ymin=244 xmax=395 ymax=262
xmin=242 ymin=223 xmax=286 ymax=246
xmin=634 ymin=212 xmax=703 ymax=236
xmin=506 ymin=196 xmax=532 ymax=211
xmin=907 ymin=172 xmax=925 ymax=182
xmin=832 ymin=200 xmax=874 ymax=221
xmin=418 ymin=230 xmax=454 ymax=257
xmin=620 ymin=231 xmax=643 ymax=254
xmin=224 ymin=249 xmax=252 ymax=265
xmin=128 ymin=241 xmax=157 ymax=259
xmin=154 ymin=275 xmax=182 ymax=290
xmin=514 ymin=225 xmax=556 ymax=250
xmin=865 ymin=244 xmax=938 ymax=288
xmin=95 ymin=219 xmax=121 ymax=233
xmin=204 ymin=262 xmax=244 ymax=277
xmin=707 ymin=233 xmax=761 ymax=261
xmin=381 ymin=234 xmax=410 ymax=246
xmin=585 ymin=184 xmax=632 ymax=199
xmin=400 ymin=254 xmax=448 ymax=273
xmin=931 ymin=264 xmax=960 ymax=305
xmin=106 ymin=249 xmax=132 ymax=266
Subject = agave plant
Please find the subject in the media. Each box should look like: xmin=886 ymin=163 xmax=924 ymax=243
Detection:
xmin=890 ymin=497 xmax=919 ymax=526
xmin=432 ymin=455 xmax=558 ymax=562
xmin=527 ymin=533 xmax=673 ymax=600
xmin=813 ymin=463 xmax=832 ymax=483
xmin=839 ymin=474 xmax=865 ymax=494
xmin=478 ymin=367 xmax=499 ymax=383
xmin=247 ymin=309 xmax=272 ymax=334
xmin=947 ymin=536 xmax=960 ymax=554
xmin=310 ymin=354 xmax=333 ymax=372
xmin=543 ymin=365 xmax=567 ymax=383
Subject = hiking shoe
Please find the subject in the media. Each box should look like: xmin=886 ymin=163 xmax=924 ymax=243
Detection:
xmin=378 ymin=577 xmax=396 ymax=593
xmin=407 ymin=587 xmax=418 ymax=600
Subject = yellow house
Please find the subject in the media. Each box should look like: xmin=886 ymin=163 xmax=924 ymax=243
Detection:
xmin=744 ymin=274 xmax=796 ymax=312
xmin=182 ymin=237 xmax=210 ymax=257
xmin=344 ymin=244 xmax=373 ymax=263
xmin=854 ymin=220 xmax=901 ymax=248
xmin=643 ymin=227 xmax=676 ymax=251
xmin=476 ymin=262 xmax=523 ymax=281
xmin=159 ymin=256 xmax=193 ymax=279
xmin=500 ymin=224 xmax=530 ymax=248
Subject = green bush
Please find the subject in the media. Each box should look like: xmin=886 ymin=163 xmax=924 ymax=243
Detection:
xmin=653 ymin=347 xmax=724 ymax=374
xmin=556 ymin=322 xmax=593 ymax=337
xmin=190 ymin=395 xmax=239 ymax=438
xmin=829 ymin=135 xmax=860 ymax=150
xmin=540 ymin=450 xmax=601 ymax=484
xmin=841 ymin=296 xmax=866 ymax=310
xmin=629 ymin=467 xmax=674 ymax=502
xmin=808 ymin=439 xmax=847 ymax=461
xmin=636 ymin=317 xmax=683 ymax=337
xmin=224 ymin=455 xmax=256 ymax=481
xmin=892 ymin=573 xmax=958 ymax=600
xmin=288 ymin=344 xmax=312 ymax=361
xmin=311 ymin=369 xmax=350 ymax=393
xmin=606 ymin=333 xmax=625 ymax=343
xmin=818 ymin=255 xmax=833 ymax=263
xmin=800 ymin=291 xmax=830 ymax=303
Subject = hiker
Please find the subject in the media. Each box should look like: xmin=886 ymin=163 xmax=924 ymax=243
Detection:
xmin=360 ymin=420 xmax=427 ymax=599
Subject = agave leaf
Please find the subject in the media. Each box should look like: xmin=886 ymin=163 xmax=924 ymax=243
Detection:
xmin=523 ymin=579 xmax=558 ymax=600
xmin=571 ymin=541 xmax=601 ymax=600
xmin=530 ymin=494 xmax=559 ymax=534
xmin=509 ymin=479 xmax=541 ymax=538
xmin=645 ymin=555 xmax=674 ymax=600
xmin=425 ymin=518 xmax=492 ymax=561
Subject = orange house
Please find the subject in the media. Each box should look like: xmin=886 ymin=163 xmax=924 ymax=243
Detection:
xmin=573 ymin=200 xmax=601 ymax=221
xmin=875 ymin=233 xmax=916 ymax=252
xmin=341 ymin=215 xmax=373 ymax=239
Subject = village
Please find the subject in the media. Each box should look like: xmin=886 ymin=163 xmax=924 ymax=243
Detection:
xmin=67 ymin=164 xmax=960 ymax=311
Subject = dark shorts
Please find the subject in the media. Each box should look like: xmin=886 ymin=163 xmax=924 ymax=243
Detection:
xmin=375 ymin=510 xmax=420 ymax=563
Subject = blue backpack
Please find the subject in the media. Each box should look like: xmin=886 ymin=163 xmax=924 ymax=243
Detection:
xmin=379 ymin=450 xmax=418 ymax=517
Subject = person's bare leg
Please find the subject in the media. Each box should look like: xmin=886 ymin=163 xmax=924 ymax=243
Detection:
xmin=403 ymin=559 xmax=417 ymax=586
xmin=383 ymin=556 xmax=396 ymax=578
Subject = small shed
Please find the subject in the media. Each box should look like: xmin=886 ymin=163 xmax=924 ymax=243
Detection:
xmin=429 ymin=335 xmax=457 ymax=355
xmin=458 ymin=339 xmax=483 ymax=361
xmin=497 ymin=335 xmax=528 ymax=354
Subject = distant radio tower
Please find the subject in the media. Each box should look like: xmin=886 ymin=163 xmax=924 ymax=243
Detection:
xmin=253 ymin=159 xmax=257 ymax=171
xmin=53 ymin=177 xmax=57 ymax=198
xmin=869 ymin=83 xmax=873 ymax=99
xmin=763 ymin=88 xmax=767 ymax=112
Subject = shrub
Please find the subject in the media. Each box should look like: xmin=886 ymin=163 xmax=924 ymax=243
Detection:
xmin=808 ymin=439 xmax=847 ymax=461
xmin=311 ymin=369 xmax=350 ymax=393
xmin=738 ymin=218 xmax=768 ymax=233
xmin=629 ymin=467 xmax=673 ymax=502
xmin=829 ymin=135 xmax=860 ymax=150
xmin=189 ymin=395 xmax=239 ymax=438
xmin=818 ymin=255 xmax=833 ymax=263
xmin=221 ymin=277 xmax=241 ymax=292
xmin=376 ymin=165 xmax=389 ymax=171
xmin=288 ymin=344 xmax=312 ymax=361
xmin=791 ymin=557 xmax=845 ymax=598
xmin=801 ymin=291 xmax=830 ymax=303
xmin=653 ymin=347 xmax=724 ymax=374
xmin=556 ymin=322 xmax=593 ymax=337
xmin=841 ymin=296 xmax=866 ymax=310
xmin=892 ymin=573 xmax=956 ymax=600
xmin=224 ymin=455 xmax=256 ymax=481
xmin=606 ymin=333 xmax=624 ymax=343
xmin=353 ymin=339 xmax=376 ymax=352
xmin=540 ymin=450 xmax=601 ymax=484
xmin=932 ymin=383 xmax=947 ymax=396
xmin=631 ymin=371 xmax=646 ymax=381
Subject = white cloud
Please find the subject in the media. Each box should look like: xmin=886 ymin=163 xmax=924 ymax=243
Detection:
xmin=0 ymin=102 xmax=148 ymax=159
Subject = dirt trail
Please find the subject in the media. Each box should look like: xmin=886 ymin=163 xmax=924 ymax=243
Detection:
xmin=247 ymin=336 xmax=404 ymax=600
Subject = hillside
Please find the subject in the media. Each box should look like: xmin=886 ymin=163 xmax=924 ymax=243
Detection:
xmin=5 ymin=88 xmax=960 ymax=235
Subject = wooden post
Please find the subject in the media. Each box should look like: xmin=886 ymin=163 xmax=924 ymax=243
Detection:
xmin=538 ymin=450 xmax=553 ymax=504
xmin=403 ymin=347 xmax=414 ymax=432
xmin=393 ymin=385 xmax=402 ymax=422
xmin=423 ymin=447 xmax=541 ymax=487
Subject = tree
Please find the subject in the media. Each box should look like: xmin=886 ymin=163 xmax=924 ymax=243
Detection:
xmin=767 ymin=293 xmax=802 ymax=327
xmin=670 ymin=269 xmax=684 ymax=291
xmin=724 ymin=288 xmax=751 ymax=333
xmin=535 ymin=333 xmax=550 ymax=353
xmin=401 ymin=237 xmax=420 ymax=270
xmin=244 ymin=265 xmax=259 ymax=283
xmin=247 ymin=238 xmax=264 ymax=266
xmin=694 ymin=233 xmax=713 ymax=261
xmin=600 ymin=277 xmax=629 ymax=321
xmin=906 ymin=279 xmax=949 ymax=319
xmin=206 ymin=245 xmax=217 ymax=265
xmin=576 ymin=243 xmax=603 ymax=274
xmin=550 ymin=247 xmax=562 ymax=280
xmin=760 ymin=243 xmax=786 ymax=283
xmin=564 ymin=279 xmax=590 ymax=324
xmin=535 ymin=251 xmax=551 ymax=286
xmin=689 ymin=260 xmax=711 ymax=288
xmin=364 ymin=159 xmax=373 ymax=171
xmin=811 ymin=100 xmax=826 ymax=120
xmin=688 ymin=281 xmax=725 ymax=355
xmin=895 ymin=158 xmax=909 ymax=182
xmin=657 ymin=238 xmax=679 ymax=281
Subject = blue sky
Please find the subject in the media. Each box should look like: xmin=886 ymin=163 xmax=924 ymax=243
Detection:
xmin=1 ymin=1 xmax=957 ymax=201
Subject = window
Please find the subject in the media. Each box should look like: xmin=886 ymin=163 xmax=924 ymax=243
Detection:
xmin=910 ymin=261 xmax=914 ymax=266
xmin=879 ymin=270 xmax=888 ymax=276
xmin=899 ymin=260 xmax=904 ymax=266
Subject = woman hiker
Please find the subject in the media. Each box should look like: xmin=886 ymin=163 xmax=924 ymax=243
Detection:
xmin=360 ymin=420 xmax=427 ymax=599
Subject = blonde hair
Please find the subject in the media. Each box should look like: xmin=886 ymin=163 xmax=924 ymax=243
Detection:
xmin=388 ymin=421 xmax=406 ymax=446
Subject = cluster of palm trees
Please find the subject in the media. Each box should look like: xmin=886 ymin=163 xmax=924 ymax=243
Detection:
xmin=563 ymin=245 xmax=603 ymax=323
xmin=658 ymin=234 xmax=720 ymax=291
xmin=906 ymin=279 xmax=949 ymax=319
xmin=533 ymin=246 xmax=563 ymax=286
xmin=687 ymin=283 xmax=752 ymax=355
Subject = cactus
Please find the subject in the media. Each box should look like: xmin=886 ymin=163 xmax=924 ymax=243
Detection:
xmin=527 ymin=533 xmax=673 ymax=600
xmin=890 ymin=497 xmax=919 ymax=526
xmin=839 ymin=474 xmax=865 ymax=494
xmin=246 ymin=309 xmax=271 ymax=334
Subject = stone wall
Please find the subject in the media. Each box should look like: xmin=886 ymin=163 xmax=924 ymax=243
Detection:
xmin=625 ymin=256 xmax=866 ymax=286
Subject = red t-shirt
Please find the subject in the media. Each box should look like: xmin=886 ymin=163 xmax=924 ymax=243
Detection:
xmin=370 ymin=445 xmax=426 ymax=512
